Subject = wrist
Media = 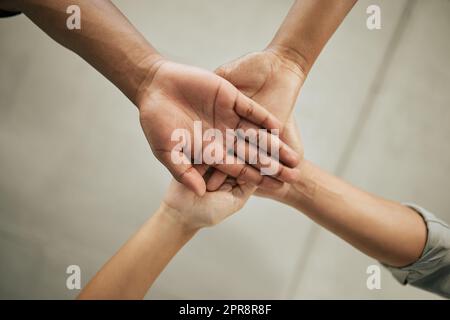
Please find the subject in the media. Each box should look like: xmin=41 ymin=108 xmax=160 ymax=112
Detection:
xmin=133 ymin=53 xmax=167 ymax=109
xmin=265 ymin=44 xmax=310 ymax=78
xmin=282 ymin=160 xmax=318 ymax=209
xmin=156 ymin=202 xmax=202 ymax=235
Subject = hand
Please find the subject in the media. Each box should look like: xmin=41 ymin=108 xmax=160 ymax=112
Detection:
xmin=137 ymin=58 xmax=301 ymax=196
xmin=253 ymin=116 xmax=303 ymax=203
xmin=207 ymin=49 xmax=306 ymax=191
xmin=79 ymin=165 xmax=256 ymax=300
xmin=162 ymin=165 xmax=255 ymax=230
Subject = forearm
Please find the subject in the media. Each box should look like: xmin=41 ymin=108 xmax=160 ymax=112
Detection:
xmin=268 ymin=0 xmax=357 ymax=74
xmin=7 ymin=0 xmax=160 ymax=105
xmin=78 ymin=204 xmax=197 ymax=300
xmin=283 ymin=160 xmax=427 ymax=267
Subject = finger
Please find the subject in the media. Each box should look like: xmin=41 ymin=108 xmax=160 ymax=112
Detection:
xmin=206 ymin=169 xmax=228 ymax=191
xmin=202 ymin=135 xmax=286 ymax=190
xmin=205 ymin=133 xmax=300 ymax=185
xmin=158 ymin=150 xmax=206 ymax=196
xmin=232 ymin=135 xmax=301 ymax=184
xmin=232 ymin=180 xmax=256 ymax=199
xmin=193 ymin=164 xmax=209 ymax=176
xmin=236 ymin=119 xmax=300 ymax=167
xmin=236 ymin=180 xmax=257 ymax=196
xmin=234 ymin=93 xmax=283 ymax=131
xmin=219 ymin=183 xmax=233 ymax=192
xmin=224 ymin=177 xmax=238 ymax=187
xmin=212 ymin=160 xmax=283 ymax=190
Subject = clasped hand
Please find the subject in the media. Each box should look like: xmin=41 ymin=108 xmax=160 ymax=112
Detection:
xmin=160 ymin=49 xmax=306 ymax=230
xmin=137 ymin=54 xmax=304 ymax=199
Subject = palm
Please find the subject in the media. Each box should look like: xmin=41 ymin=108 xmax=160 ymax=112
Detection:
xmin=216 ymin=50 xmax=305 ymax=125
xmin=206 ymin=51 xmax=306 ymax=191
xmin=164 ymin=172 xmax=254 ymax=229
xmin=140 ymin=61 xmax=240 ymax=156
xmin=138 ymin=61 xmax=300 ymax=196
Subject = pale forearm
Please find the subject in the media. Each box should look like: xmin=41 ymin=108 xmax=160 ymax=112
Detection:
xmin=78 ymin=204 xmax=197 ymax=300
xmin=8 ymin=0 xmax=160 ymax=105
xmin=268 ymin=0 xmax=357 ymax=75
xmin=284 ymin=160 xmax=427 ymax=267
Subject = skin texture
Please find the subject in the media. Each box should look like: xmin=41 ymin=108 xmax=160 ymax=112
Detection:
xmin=137 ymin=59 xmax=301 ymax=196
xmin=78 ymin=118 xmax=427 ymax=299
xmin=207 ymin=0 xmax=357 ymax=190
xmin=256 ymin=118 xmax=427 ymax=268
xmin=207 ymin=0 xmax=427 ymax=268
xmin=268 ymin=0 xmax=358 ymax=74
xmin=3 ymin=0 xmax=300 ymax=196
xmin=78 ymin=166 xmax=254 ymax=300
xmin=3 ymin=0 xmax=428 ymax=298
xmin=206 ymin=50 xmax=306 ymax=190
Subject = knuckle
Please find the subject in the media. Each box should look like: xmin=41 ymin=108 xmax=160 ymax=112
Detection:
xmin=237 ymin=165 xmax=248 ymax=179
xmin=246 ymin=102 xmax=254 ymax=118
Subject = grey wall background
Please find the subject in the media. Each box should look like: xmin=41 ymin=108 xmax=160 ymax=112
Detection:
xmin=0 ymin=0 xmax=449 ymax=299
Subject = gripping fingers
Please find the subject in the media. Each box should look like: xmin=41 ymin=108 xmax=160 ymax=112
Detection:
xmin=159 ymin=150 xmax=206 ymax=196
xmin=234 ymin=138 xmax=301 ymax=184
xmin=212 ymin=159 xmax=283 ymax=190
xmin=236 ymin=119 xmax=300 ymax=168
xmin=234 ymin=93 xmax=283 ymax=131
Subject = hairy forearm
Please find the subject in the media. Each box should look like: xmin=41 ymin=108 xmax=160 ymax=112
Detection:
xmin=283 ymin=160 xmax=427 ymax=267
xmin=268 ymin=0 xmax=357 ymax=75
xmin=7 ymin=0 xmax=160 ymax=105
xmin=78 ymin=204 xmax=197 ymax=300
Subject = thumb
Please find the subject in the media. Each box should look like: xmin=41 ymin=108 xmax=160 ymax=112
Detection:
xmin=214 ymin=64 xmax=229 ymax=79
xmin=158 ymin=150 xmax=206 ymax=196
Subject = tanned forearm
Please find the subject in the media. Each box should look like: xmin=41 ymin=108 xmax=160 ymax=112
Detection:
xmin=78 ymin=204 xmax=197 ymax=299
xmin=283 ymin=160 xmax=427 ymax=267
xmin=1 ymin=0 xmax=161 ymax=105
xmin=268 ymin=0 xmax=357 ymax=75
